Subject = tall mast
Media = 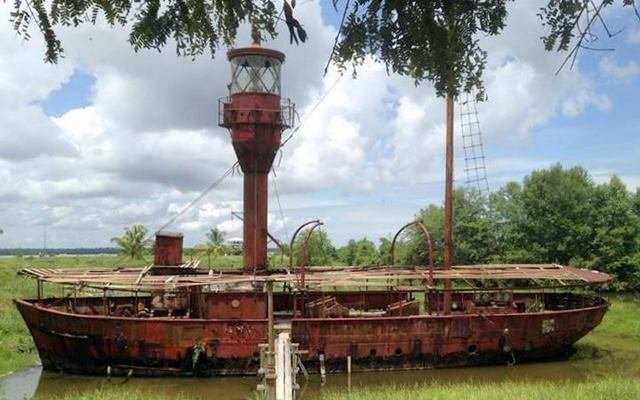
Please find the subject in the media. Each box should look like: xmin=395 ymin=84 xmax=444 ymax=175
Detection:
xmin=443 ymin=95 xmax=454 ymax=314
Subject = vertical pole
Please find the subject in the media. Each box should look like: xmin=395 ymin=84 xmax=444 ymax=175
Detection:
xmin=319 ymin=353 xmax=326 ymax=384
xmin=244 ymin=173 xmax=269 ymax=274
xmin=103 ymin=288 xmax=108 ymax=316
xmin=443 ymin=95 xmax=454 ymax=315
xmin=347 ymin=355 xmax=352 ymax=391
xmin=266 ymin=280 xmax=276 ymax=400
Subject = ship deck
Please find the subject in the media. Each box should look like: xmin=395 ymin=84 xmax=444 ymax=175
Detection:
xmin=18 ymin=263 xmax=611 ymax=293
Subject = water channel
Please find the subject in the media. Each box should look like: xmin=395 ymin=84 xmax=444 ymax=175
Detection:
xmin=0 ymin=348 xmax=620 ymax=400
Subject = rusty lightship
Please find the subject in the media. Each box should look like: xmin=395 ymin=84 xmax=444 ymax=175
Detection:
xmin=14 ymin=41 xmax=610 ymax=377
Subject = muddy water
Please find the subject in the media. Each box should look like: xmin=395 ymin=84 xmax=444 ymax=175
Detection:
xmin=0 ymin=353 xmax=604 ymax=400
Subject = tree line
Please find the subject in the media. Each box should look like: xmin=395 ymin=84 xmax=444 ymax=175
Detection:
xmin=293 ymin=164 xmax=640 ymax=291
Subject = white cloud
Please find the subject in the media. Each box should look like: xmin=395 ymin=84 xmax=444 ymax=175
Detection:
xmin=0 ymin=1 xmax=626 ymax=248
xmin=599 ymin=55 xmax=640 ymax=82
xmin=628 ymin=26 xmax=640 ymax=44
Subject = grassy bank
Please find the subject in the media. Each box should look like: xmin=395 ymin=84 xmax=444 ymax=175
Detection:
xmin=45 ymin=375 xmax=640 ymax=400
xmin=51 ymin=387 xmax=192 ymax=400
xmin=320 ymin=376 xmax=640 ymax=400
xmin=0 ymin=254 xmax=242 ymax=376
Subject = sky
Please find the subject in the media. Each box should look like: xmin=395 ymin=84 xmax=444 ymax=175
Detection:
xmin=0 ymin=1 xmax=638 ymax=249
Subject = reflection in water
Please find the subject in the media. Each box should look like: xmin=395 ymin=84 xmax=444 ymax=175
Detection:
xmin=0 ymin=367 xmax=40 ymax=400
xmin=0 ymin=358 xmax=592 ymax=400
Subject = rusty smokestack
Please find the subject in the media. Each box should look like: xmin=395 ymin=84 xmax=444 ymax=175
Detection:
xmin=154 ymin=231 xmax=184 ymax=266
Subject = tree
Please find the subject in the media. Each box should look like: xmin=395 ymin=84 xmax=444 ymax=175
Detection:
xmin=489 ymin=181 xmax=541 ymax=262
xmin=333 ymin=1 xmax=509 ymax=99
xmin=336 ymin=238 xmax=380 ymax=266
xmin=514 ymin=164 xmax=595 ymax=265
xmin=12 ymin=1 xmax=639 ymax=96
xmin=378 ymin=237 xmax=393 ymax=265
xmin=0 ymin=228 xmax=3 ymax=235
xmin=401 ymin=188 xmax=499 ymax=266
xmin=453 ymin=188 xmax=500 ymax=264
xmin=110 ymin=224 xmax=153 ymax=259
xmin=403 ymin=204 xmax=445 ymax=266
xmin=336 ymin=239 xmax=357 ymax=266
xmin=585 ymin=176 xmax=640 ymax=289
xmin=292 ymin=229 xmax=336 ymax=267
xmin=632 ymin=188 xmax=640 ymax=217
xmin=9 ymin=0 xmax=283 ymax=64
xmin=201 ymin=227 xmax=226 ymax=267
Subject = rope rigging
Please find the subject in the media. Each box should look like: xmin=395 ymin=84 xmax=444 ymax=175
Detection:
xmin=155 ymin=161 xmax=239 ymax=234
xmin=271 ymin=169 xmax=290 ymax=244
xmin=279 ymin=74 xmax=343 ymax=149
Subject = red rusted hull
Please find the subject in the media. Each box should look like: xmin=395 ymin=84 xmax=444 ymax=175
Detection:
xmin=14 ymin=292 xmax=607 ymax=377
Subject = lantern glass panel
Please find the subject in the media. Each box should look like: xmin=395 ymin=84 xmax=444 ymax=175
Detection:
xmin=230 ymin=55 xmax=281 ymax=94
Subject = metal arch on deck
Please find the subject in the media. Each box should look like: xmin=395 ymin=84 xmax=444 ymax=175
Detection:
xmin=390 ymin=220 xmax=434 ymax=286
xmin=288 ymin=220 xmax=321 ymax=269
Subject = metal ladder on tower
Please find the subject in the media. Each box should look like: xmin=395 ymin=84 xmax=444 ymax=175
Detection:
xmin=458 ymin=93 xmax=490 ymax=195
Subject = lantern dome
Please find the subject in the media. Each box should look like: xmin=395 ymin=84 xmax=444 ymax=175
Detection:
xmin=227 ymin=47 xmax=285 ymax=95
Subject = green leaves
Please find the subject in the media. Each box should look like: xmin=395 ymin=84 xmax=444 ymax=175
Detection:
xmin=336 ymin=238 xmax=381 ymax=266
xmin=11 ymin=0 xmax=637 ymax=96
xmin=332 ymin=1 xmax=510 ymax=98
xmin=110 ymin=224 xmax=153 ymax=260
xmin=292 ymin=229 xmax=336 ymax=266
xmin=10 ymin=0 xmax=280 ymax=63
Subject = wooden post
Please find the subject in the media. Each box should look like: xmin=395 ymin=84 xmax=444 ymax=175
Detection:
xmin=347 ymin=355 xmax=352 ymax=391
xmin=319 ymin=353 xmax=326 ymax=384
xmin=443 ymin=94 xmax=454 ymax=315
xmin=275 ymin=331 xmax=294 ymax=400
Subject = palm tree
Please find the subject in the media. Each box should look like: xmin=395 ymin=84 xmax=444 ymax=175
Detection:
xmin=111 ymin=224 xmax=153 ymax=259
xmin=198 ymin=228 xmax=225 ymax=267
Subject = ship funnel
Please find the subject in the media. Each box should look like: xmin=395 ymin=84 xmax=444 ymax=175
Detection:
xmin=154 ymin=231 xmax=183 ymax=266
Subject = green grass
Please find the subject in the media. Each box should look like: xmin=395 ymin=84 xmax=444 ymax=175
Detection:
xmin=319 ymin=377 xmax=640 ymax=400
xmin=51 ymin=387 xmax=194 ymax=400
xmin=52 ymin=375 xmax=640 ymax=400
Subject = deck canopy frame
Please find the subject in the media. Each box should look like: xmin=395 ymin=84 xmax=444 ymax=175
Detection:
xmin=19 ymin=264 xmax=611 ymax=294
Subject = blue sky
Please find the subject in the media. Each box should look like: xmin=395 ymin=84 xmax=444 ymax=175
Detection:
xmin=0 ymin=1 xmax=638 ymax=249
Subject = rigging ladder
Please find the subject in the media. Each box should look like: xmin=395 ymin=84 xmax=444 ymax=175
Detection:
xmin=459 ymin=93 xmax=490 ymax=195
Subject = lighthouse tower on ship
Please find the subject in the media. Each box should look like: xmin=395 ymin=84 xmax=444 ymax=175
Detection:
xmin=219 ymin=37 xmax=294 ymax=275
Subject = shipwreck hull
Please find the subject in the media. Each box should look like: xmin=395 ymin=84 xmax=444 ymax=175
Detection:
xmin=14 ymin=293 xmax=608 ymax=377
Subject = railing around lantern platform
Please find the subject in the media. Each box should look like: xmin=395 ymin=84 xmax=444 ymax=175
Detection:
xmin=218 ymin=97 xmax=296 ymax=130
